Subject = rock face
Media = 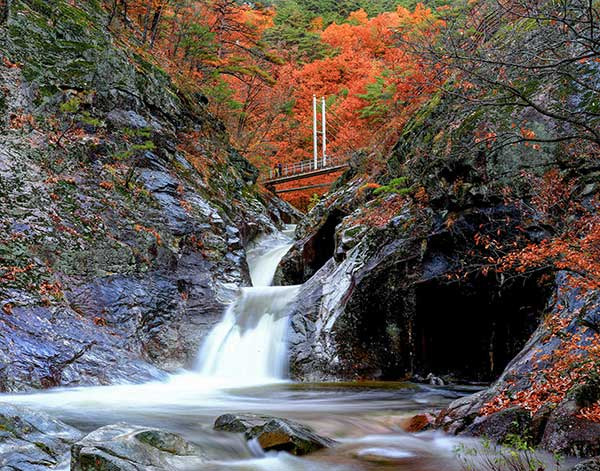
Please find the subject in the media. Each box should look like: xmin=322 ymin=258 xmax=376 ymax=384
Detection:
xmin=438 ymin=278 xmax=600 ymax=457
xmin=0 ymin=402 xmax=82 ymax=470
xmin=213 ymin=413 xmax=336 ymax=455
xmin=0 ymin=0 xmax=297 ymax=391
xmin=573 ymin=458 xmax=600 ymax=471
xmin=286 ymin=178 xmax=549 ymax=382
xmin=71 ymin=423 xmax=206 ymax=471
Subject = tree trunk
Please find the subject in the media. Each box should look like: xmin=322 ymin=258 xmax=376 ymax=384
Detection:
xmin=141 ymin=1 xmax=152 ymax=44
xmin=107 ymin=0 xmax=118 ymax=28
xmin=149 ymin=4 xmax=163 ymax=49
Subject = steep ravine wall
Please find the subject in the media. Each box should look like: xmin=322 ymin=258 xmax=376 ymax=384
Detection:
xmin=284 ymin=180 xmax=550 ymax=383
xmin=279 ymin=0 xmax=600 ymax=455
xmin=0 ymin=0 xmax=298 ymax=391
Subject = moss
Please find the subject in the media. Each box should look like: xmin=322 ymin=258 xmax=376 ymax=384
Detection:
xmin=34 ymin=441 xmax=56 ymax=457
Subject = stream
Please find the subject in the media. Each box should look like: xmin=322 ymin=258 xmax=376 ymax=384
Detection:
xmin=0 ymin=227 xmax=567 ymax=470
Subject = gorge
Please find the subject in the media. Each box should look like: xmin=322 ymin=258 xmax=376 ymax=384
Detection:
xmin=0 ymin=0 xmax=599 ymax=470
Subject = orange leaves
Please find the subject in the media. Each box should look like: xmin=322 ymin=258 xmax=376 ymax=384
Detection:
xmin=520 ymin=127 xmax=536 ymax=140
xmin=350 ymin=194 xmax=406 ymax=228
xmin=9 ymin=112 xmax=35 ymax=130
xmin=265 ymin=4 xmax=442 ymax=182
xmin=578 ymin=402 xmax=600 ymax=422
xmin=0 ymin=263 xmax=35 ymax=284
xmin=99 ymin=181 xmax=114 ymax=190
xmin=2 ymin=57 xmax=19 ymax=69
xmin=39 ymin=281 xmax=62 ymax=298
xmin=482 ymin=329 xmax=600 ymax=420
xmin=134 ymin=224 xmax=162 ymax=246
xmin=473 ymin=127 xmax=497 ymax=148
xmin=493 ymin=170 xmax=600 ymax=293
xmin=357 ymin=182 xmax=381 ymax=196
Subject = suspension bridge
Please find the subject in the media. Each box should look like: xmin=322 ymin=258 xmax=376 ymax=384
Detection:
xmin=262 ymin=155 xmax=349 ymax=194
xmin=262 ymin=95 xmax=350 ymax=194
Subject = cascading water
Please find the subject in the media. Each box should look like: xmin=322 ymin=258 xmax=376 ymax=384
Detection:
xmin=195 ymin=225 xmax=300 ymax=382
xmin=0 ymin=224 xmax=511 ymax=471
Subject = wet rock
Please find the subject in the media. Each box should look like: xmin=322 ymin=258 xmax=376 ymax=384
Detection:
xmin=279 ymin=179 xmax=364 ymax=285
xmin=0 ymin=0 xmax=300 ymax=392
xmin=353 ymin=447 xmax=416 ymax=464
xmin=426 ymin=373 xmax=445 ymax=386
xmin=540 ymin=399 xmax=600 ymax=457
xmin=0 ymin=403 xmax=82 ymax=470
xmin=404 ymin=414 xmax=435 ymax=433
xmin=107 ymin=110 xmax=153 ymax=131
xmin=213 ymin=413 xmax=336 ymax=455
xmin=287 ymin=178 xmax=546 ymax=384
xmin=466 ymin=407 xmax=532 ymax=444
xmin=71 ymin=423 xmax=206 ymax=471
xmin=572 ymin=457 xmax=600 ymax=471
xmin=438 ymin=276 xmax=600 ymax=457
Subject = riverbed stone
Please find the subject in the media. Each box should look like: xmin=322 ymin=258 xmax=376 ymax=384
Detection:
xmin=213 ymin=413 xmax=336 ymax=455
xmin=0 ymin=403 xmax=82 ymax=471
xmin=540 ymin=399 xmax=600 ymax=457
xmin=71 ymin=423 xmax=206 ymax=471
xmin=466 ymin=406 xmax=532 ymax=444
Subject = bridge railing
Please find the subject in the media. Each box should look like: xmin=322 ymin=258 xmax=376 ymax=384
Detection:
xmin=263 ymin=155 xmax=347 ymax=182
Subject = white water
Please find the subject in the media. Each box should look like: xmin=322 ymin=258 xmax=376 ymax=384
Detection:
xmin=3 ymin=225 xmax=299 ymax=411
xmin=196 ymin=225 xmax=299 ymax=382
xmin=0 ymin=223 xmax=571 ymax=471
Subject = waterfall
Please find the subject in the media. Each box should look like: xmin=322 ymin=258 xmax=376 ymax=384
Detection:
xmin=195 ymin=225 xmax=299 ymax=383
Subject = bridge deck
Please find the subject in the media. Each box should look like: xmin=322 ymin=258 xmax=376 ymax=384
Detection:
xmin=262 ymin=155 xmax=348 ymax=184
xmin=263 ymin=164 xmax=348 ymax=186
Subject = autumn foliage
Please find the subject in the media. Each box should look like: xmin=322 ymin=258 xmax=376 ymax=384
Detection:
xmin=104 ymin=0 xmax=445 ymax=209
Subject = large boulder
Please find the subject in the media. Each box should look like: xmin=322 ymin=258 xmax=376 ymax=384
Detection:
xmin=287 ymin=195 xmax=547 ymax=383
xmin=540 ymin=398 xmax=600 ymax=457
xmin=213 ymin=413 xmax=336 ymax=456
xmin=71 ymin=423 xmax=206 ymax=471
xmin=0 ymin=402 xmax=82 ymax=470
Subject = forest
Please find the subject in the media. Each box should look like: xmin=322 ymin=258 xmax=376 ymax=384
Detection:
xmin=0 ymin=0 xmax=599 ymax=470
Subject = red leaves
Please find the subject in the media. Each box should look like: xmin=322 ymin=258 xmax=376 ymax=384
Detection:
xmin=349 ymin=194 xmax=406 ymax=228
xmin=39 ymin=281 xmax=62 ymax=298
xmin=482 ymin=307 xmax=600 ymax=421
xmin=0 ymin=263 xmax=35 ymax=284
xmin=134 ymin=224 xmax=162 ymax=246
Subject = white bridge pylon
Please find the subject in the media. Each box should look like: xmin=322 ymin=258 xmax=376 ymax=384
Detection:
xmin=313 ymin=95 xmax=327 ymax=169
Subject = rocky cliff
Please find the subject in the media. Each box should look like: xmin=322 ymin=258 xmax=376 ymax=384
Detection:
xmin=280 ymin=0 xmax=600 ymax=457
xmin=0 ymin=0 xmax=297 ymax=391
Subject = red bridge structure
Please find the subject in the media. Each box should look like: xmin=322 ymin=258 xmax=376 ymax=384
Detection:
xmin=261 ymin=155 xmax=349 ymax=194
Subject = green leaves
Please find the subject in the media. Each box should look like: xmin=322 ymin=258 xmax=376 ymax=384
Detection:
xmin=358 ymin=75 xmax=397 ymax=121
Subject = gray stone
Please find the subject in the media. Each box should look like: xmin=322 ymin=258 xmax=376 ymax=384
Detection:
xmin=107 ymin=110 xmax=151 ymax=130
xmin=71 ymin=424 xmax=206 ymax=471
xmin=0 ymin=403 xmax=82 ymax=471
xmin=572 ymin=457 xmax=600 ymax=471
xmin=214 ymin=413 xmax=336 ymax=456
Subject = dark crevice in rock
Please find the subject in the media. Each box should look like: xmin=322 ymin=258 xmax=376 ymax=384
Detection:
xmin=305 ymin=209 xmax=343 ymax=276
xmin=413 ymin=276 xmax=550 ymax=382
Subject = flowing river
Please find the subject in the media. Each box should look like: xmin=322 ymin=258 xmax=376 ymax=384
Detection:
xmin=0 ymin=227 xmax=567 ymax=470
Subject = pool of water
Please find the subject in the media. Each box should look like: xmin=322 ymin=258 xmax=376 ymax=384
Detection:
xmin=2 ymin=379 xmax=488 ymax=470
